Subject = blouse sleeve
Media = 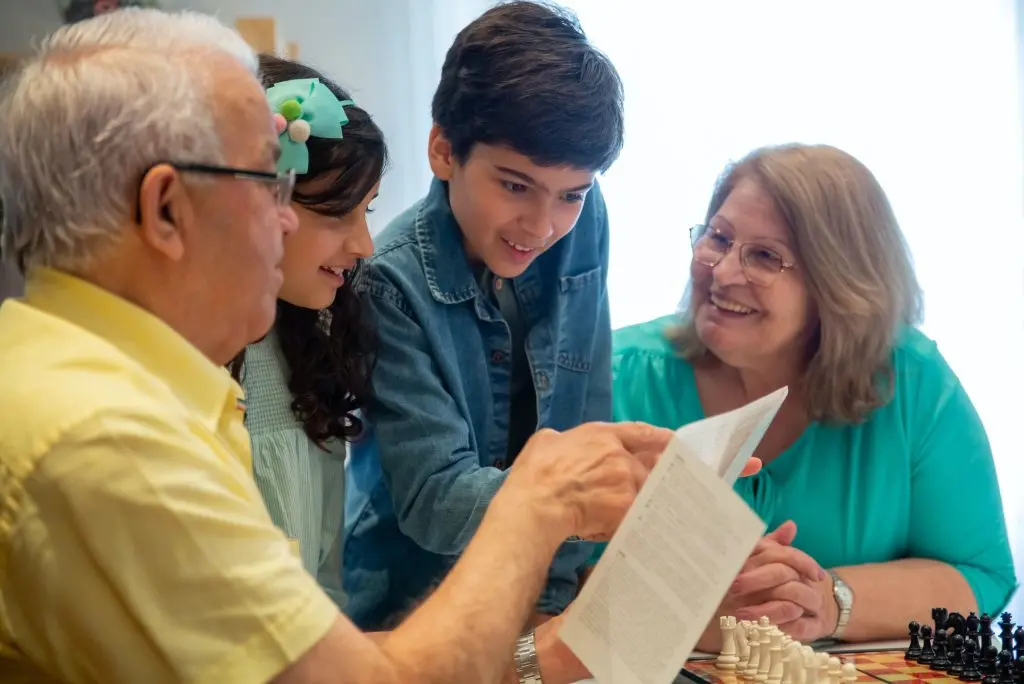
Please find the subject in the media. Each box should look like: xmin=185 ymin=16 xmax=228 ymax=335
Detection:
xmin=902 ymin=342 xmax=1018 ymax=614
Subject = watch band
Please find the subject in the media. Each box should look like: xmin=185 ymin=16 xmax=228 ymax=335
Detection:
xmin=829 ymin=570 xmax=852 ymax=640
xmin=514 ymin=628 xmax=543 ymax=683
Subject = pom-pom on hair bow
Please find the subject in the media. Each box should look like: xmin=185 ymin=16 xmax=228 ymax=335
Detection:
xmin=266 ymin=78 xmax=354 ymax=174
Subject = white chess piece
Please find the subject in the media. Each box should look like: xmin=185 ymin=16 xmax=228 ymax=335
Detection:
xmin=745 ymin=625 xmax=761 ymax=678
xmin=787 ymin=643 xmax=805 ymax=684
xmin=802 ymin=647 xmax=819 ymax=684
xmin=840 ymin=661 xmax=857 ymax=683
xmin=717 ymin=616 xmax=740 ymax=670
xmin=736 ymin=620 xmax=751 ymax=671
xmin=780 ymin=645 xmax=794 ymax=684
xmin=827 ymin=656 xmax=842 ymax=684
xmin=767 ymin=629 xmax=785 ymax=684
xmin=756 ymin=626 xmax=772 ymax=682
xmin=816 ymin=652 xmax=830 ymax=684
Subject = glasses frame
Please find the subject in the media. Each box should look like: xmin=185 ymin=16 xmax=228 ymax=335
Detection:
xmin=169 ymin=162 xmax=296 ymax=206
xmin=689 ymin=223 xmax=796 ymax=287
xmin=134 ymin=162 xmax=296 ymax=222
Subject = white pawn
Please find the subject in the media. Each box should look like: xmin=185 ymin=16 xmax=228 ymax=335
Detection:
xmin=745 ymin=625 xmax=761 ymax=679
xmin=780 ymin=646 xmax=795 ymax=684
xmin=816 ymin=653 xmax=829 ymax=684
xmin=755 ymin=626 xmax=772 ymax=682
xmin=736 ymin=620 xmax=752 ymax=671
xmin=827 ymin=656 xmax=842 ymax=684
xmin=840 ymin=662 xmax=857 ymax=683
xmin=767 ymin=629 xmax=785 ymax=684
xmin=717 ymin=616 xmax=740 ymax=670
xmin=787 ymin=643 xmax=806 ymax=684
xmin=802 ymin=647 xmax=819 ymax=684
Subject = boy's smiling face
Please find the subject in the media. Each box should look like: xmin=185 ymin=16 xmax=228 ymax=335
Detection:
xmin=428 ymin=124 xmax=595 ymax=279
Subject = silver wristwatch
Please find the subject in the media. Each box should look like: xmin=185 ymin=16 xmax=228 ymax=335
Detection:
xmin=829 ymin=570 xmax=853 ymax=640
xmin=514 ymin=628 xmax=543 ymax=683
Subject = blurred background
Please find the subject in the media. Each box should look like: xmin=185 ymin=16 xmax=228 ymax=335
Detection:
xmin=2 ymin=0 xmax=1023 ymax=615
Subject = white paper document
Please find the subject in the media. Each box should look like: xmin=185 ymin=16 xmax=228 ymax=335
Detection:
xmin=559 ymin=387 xmax=788 ymax=684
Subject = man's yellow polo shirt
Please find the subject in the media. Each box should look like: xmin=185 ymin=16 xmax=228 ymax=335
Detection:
xmin=0 ymin=268 xmax=339 ymax=683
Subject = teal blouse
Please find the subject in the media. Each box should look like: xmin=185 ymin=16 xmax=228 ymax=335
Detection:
xmin=592 ymin=315 xmax=1018 ymax=615
xmin=241 ymin=331 xmax=347 ymax=609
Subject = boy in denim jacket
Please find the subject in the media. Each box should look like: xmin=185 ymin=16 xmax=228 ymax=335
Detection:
xmin=344 ymin=0 xmax=623 ymax=630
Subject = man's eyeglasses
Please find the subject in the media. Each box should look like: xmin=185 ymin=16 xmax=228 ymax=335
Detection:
xmin=167 ymin=163 xmax=296 ymax=205
xmin=135 ymin=162 xmax=296 ymax=221
xmin=689 ymin=223 xmax=796 ymax=287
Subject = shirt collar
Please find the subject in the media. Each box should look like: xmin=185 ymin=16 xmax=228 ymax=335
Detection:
xmin=414 ymin=178 xmax=480 ymax=305
xmin=24 ymin=267 xmax=241 ymax=428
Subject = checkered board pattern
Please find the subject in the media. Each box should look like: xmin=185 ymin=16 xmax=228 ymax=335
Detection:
xmin=682 ymin=651 xmax=962 ymax=684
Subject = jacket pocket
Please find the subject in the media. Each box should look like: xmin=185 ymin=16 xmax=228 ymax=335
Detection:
xmin=555 ymin=265 xmax=603 ymax=373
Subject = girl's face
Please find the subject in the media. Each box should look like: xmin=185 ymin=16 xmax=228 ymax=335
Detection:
xmin=277 ymin=181 xmax=379 ymax=310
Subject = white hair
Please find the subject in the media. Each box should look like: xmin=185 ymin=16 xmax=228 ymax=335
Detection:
xmin=0 ymin=8 xmax=259 ymax=273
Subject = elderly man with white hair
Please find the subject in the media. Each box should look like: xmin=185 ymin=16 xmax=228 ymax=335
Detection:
xmin=0 ymin=9 xmax=677 ymax=684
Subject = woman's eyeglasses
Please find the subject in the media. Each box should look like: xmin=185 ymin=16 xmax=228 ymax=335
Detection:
xmin=689 ymin=223 xmax=796 ymax=287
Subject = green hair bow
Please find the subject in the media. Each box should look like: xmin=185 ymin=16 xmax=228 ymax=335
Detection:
xmin=266 ymin=78 xmax=354 ymax=174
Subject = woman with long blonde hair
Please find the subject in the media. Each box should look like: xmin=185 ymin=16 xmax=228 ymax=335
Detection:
xmin=596 ymin=143 xmax=1015 ymax=646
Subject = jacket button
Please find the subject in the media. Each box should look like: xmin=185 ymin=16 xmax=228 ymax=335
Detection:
xmin=491 ymin=350 xmax=506 ymax=363
xmin=494 ymin=459 xmax=505 ymax=470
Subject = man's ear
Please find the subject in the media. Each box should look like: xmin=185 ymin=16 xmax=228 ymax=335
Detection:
xmin=137 ymin=164 xmax=187 ymax=261
xmin=427 ymin=123 xmax=455 ymax=181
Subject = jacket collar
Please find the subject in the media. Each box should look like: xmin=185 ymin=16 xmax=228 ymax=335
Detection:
xmin=414 ymin=178 xmax=482 ymax=305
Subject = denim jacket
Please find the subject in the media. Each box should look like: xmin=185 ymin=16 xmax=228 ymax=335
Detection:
xmin=342 ymin=178 xmax=612 ymax=629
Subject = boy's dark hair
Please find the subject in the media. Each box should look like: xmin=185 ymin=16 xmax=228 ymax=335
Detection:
xmin=230 ymin=54 xmax=386 ymax=448
xmin=432 ymin=0 xmax=624 ymax=172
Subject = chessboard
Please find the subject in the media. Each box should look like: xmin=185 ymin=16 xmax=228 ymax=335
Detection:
xmin=683 ymin=609 xmax=1024 ymax=684
xmin=684 ymin=651 xmax=956 ymax=683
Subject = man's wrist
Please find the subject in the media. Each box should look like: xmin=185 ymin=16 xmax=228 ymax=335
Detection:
xmin=534 ymin=616 xmax=590 ymax=684
xmin=514 ymin=629 xmax=543 ymax=683
xmin=492 ymin=483 xmax=575 ymax=552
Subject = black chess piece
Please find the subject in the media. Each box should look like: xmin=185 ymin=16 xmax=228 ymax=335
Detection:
xmin=963 ymin=640 xmax=984 ymax=681
xmin=907 ymin=621 xmax=923 ymax=660
xmin=932 ymin=630 xmax=952 ymax=671
xmin=950 ymin=634 xmax=967 ymax=677
xmin=997 ymin=650 xmax=1014 ymax=684
xmin=951 ymin=613 xmax=969 ymax=638
xmin=1014 ymin=627 xmax=1024 ymax=661
xmin=985 ymin=668 xmax=1003 ymax=684
xmin=1013 ymin=655 xmax=1024 ymax=684
xmin=936 ymin=608 xmax=951 ymax=635
xmin=983 ymin=645 xmax=1001 ymax=675
xmin=983 ymin=614 xmax=996 ymax=652
xmin=920 ymin=625 xmax=935 ymax=664
xmin=969 ymin=613 xmax=983 ymax=649
xmin=1000 ymin=615 xmax=1015 ymax=658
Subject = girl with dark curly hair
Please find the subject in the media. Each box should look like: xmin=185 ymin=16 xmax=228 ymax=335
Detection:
xmin=231 ymin=54 xmax=387 ymax=606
